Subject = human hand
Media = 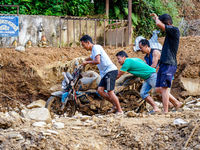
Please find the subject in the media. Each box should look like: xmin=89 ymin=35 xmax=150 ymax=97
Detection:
xmin=82 ymin=61 xmax=88 ymax=66
xmin=150 ymin=13 xmax=158 ymax=20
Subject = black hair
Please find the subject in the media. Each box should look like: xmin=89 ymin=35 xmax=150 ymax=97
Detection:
xmin=80 ymin=35 xmax=93 ymax=44
xmin=116 ymin=51 xmax=128 ymax=58
xmin=159 ymin=14 xmax=173 ymax=25
xmin=139 ymin=39 xmax=150 ymax=47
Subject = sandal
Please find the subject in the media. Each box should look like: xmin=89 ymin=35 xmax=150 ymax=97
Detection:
xmin=173 ymin=101 xmax=186 ymax=112
xmin=108 ymin=107 xmax=117 ymax=114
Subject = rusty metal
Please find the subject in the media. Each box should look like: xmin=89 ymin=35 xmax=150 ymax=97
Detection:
xmin=104 ymin=21 xmax=105 ymax=47
xmin=79 ymin=20 xmax=81 ymax=46
xmin=106 ymin=0 xmax=109 ymax=18
xmin=95 ymin=19 xmax=97 ymax=44
xmin=122 ymin=20 xmax=124 ymax=47
xmin=128 ymin=0 xmax=132 ymax=45
xmin=60 ymin=17 xmax=128 ymax=47
xmin=116 ymin=20 xmax=118 ymax=48
xmin=67 ymin=19 xmax=69 ymax=47
xmin=110 ymin=20 xmax=111 ymax=48
xmin=86 ymin=19 xmax=88 ymax=35
xmin=73 ymin=19 xmax=75 ymax=47
xmin=59 ymin=17 xmax=62 ymax=48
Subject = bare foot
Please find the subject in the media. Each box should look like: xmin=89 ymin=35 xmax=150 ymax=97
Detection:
xmin=153 ymin=109 xmax=160 ymax=112
xmin=108 ymin=107 xmax=117 ymax=114
xmin=175 ymin=102 xmax=184 ymax=110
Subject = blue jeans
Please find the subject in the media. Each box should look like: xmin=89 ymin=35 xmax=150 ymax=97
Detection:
xmin=140 ymin=73 xmax=157 ymax=99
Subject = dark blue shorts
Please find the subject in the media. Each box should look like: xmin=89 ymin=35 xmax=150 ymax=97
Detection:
xmin=156 ymin=64 xmax=177 ymax=88
xmin=99 ymin=70 xmax=118 ymax=91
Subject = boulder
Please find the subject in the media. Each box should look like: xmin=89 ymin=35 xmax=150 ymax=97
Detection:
xmin=15 ymin=46 xmax=25 ymax=52
xmin=27 ymin=100 xmax=46 ymax=109
xmin=23 ymin=108 xmax=52 ymax=124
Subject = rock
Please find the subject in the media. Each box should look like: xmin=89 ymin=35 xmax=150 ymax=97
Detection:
xmin=32 ymin=121 xmax=46 ymax=127
xmin=53 ymin=122 xmax=65 ymax=129
xmin=8 ymin=111 xmax=21 ymax=123
xmin=24 ymin=108 xmax=52 ymax=124
xmin=8 ymin=133 xmax=23 ymax=140
xmin=0 ymin=117 xmax=13 ymax=129
xmin=27 ymin=100 xmax=46 ymax=109
xmin=194 ymin=144 xmax=200 ymax=150
xmin=15 ymin=46 xmax=25 ymax=52
xmin=164 ymin=135 xmax=169 ymax=141
xmin=46 ymin=129 xmax=59 ymax=135
xmin=71 ymin=127 xmax=82 ymax=130
xmin=90 ymin=103 xmax=97 ymax=110
xmin=92 ymin=115 xmax=99 ymax=122
xmin=80 ymin=115 xmax=91 ymax=121
xmin=126 ymin=111 xmax=138 ymax=117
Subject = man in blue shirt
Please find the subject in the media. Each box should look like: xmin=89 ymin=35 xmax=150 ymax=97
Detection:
xmin=150 ymin=13 xmax=184 ymax=113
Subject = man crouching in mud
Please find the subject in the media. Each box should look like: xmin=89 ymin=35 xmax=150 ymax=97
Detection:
xmin=80 ymin=35 xmax=123 ymax=114
xmin=150 ymin=13 xmax=184 ymax=113
xmin=116 ymin=51 xmax=160 ymax=113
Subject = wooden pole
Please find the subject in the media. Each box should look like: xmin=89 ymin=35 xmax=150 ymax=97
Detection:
xmin=104 ymin=20 xmax=105 ymax=47
xmin=67 ymin=19 xmax=69 ymax=47
xmin=128 ymin=0 xmax=132 ymax=45
xmin=106 ymin=0 xmax=109 ymax=18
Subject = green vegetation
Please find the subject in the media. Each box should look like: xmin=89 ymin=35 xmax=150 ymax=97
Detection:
xmin=0 ymin=0 xmax=180 ymax=38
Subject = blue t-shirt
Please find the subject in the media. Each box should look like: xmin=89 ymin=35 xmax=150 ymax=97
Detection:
xmin=159 ymin=25 xmax=180 ymax=66
xmin=90 ymin=45 xmax=117 ymax=77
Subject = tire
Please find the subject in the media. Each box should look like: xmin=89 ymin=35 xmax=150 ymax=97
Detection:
xmin=120 ymin=90 xmax=146 ymax=113
xmin=45 ymin=96 xmax=77 ymax=117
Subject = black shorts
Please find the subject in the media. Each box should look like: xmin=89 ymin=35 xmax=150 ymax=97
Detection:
xmin=99 ymin=70 xmax=118 ymax=91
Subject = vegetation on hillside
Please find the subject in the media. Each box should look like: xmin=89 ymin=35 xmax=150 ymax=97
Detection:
xmin=0 ymin=0 xmax=180 ymax=38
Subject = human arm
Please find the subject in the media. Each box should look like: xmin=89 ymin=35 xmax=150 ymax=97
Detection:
xmin=116 ymin=71 xmax=124 ymax=79
xmin=156 ymin=65 xmax=159 ymax=73
xmin=82 ymin=55 xmax=100 ymax=66
xmin=151 ymin=50 xmax=161 ymax=68
xmin=85 ymin=57 xmax=92 ymax=61
xmin=150 ymin=13 xmax=165 ymax=31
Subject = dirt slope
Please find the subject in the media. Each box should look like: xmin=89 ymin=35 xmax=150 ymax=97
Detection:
xmin=0 ymin=36 xmax=200 ymax=108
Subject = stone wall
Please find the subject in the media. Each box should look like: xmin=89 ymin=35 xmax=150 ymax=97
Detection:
xmin=0 ymin=15 xmax=130 ymax=47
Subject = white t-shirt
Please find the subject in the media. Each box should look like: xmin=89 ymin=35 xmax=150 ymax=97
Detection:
xmin=90 ymin=45 xmax=117 ymax=77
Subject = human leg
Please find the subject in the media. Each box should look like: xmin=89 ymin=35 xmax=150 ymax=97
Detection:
xmin=97 ymin=86 xmax=114 ymax=105
xmin=107 ymin=90 xmax=123 ymax=113
xmin=156 ymin=64 xmax=177 ymax=113
xmin=140 ymin=73 xmax=160 ymax=112
xmin=98 ymin=70 xmax=123 ymax=113
xmin=168 ymin=93 xmax=183 ymax=110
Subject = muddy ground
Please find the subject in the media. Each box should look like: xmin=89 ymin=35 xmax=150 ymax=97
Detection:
xmin=1 ymin=0 xmax=200 ymax=149
xmin=0 ymin=36 xmax=200 ymax=106
xmin=0 ymin=35 xmax=200 ymax=149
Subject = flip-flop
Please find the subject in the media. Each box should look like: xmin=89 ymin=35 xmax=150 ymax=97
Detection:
xmin=173 ymin=101 xmax=186 ymax=112
xmin=148 ymin=110 xmax=156 ymax=114
xmin=108 ymin=107 xmax=117 ymax=114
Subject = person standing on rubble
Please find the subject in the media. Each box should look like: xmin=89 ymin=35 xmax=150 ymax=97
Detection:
xmin=80 ymin=35 xmax=123 ymax=114
xmin=150 ymin=13 xmax=184 ymax=113
xmin=139 ymin=38 xmax=175 ymax=110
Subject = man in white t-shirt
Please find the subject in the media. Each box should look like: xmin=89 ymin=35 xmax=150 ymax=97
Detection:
xmin=80 ymin=35 xmax=123 ymax=114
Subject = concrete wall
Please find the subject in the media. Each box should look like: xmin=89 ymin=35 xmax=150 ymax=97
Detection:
xmin=0 ymin=15 xmax=130 ymax=47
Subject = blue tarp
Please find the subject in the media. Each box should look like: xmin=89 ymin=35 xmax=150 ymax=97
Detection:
xmin=0 ymin=16 xmax=19 ymax=37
